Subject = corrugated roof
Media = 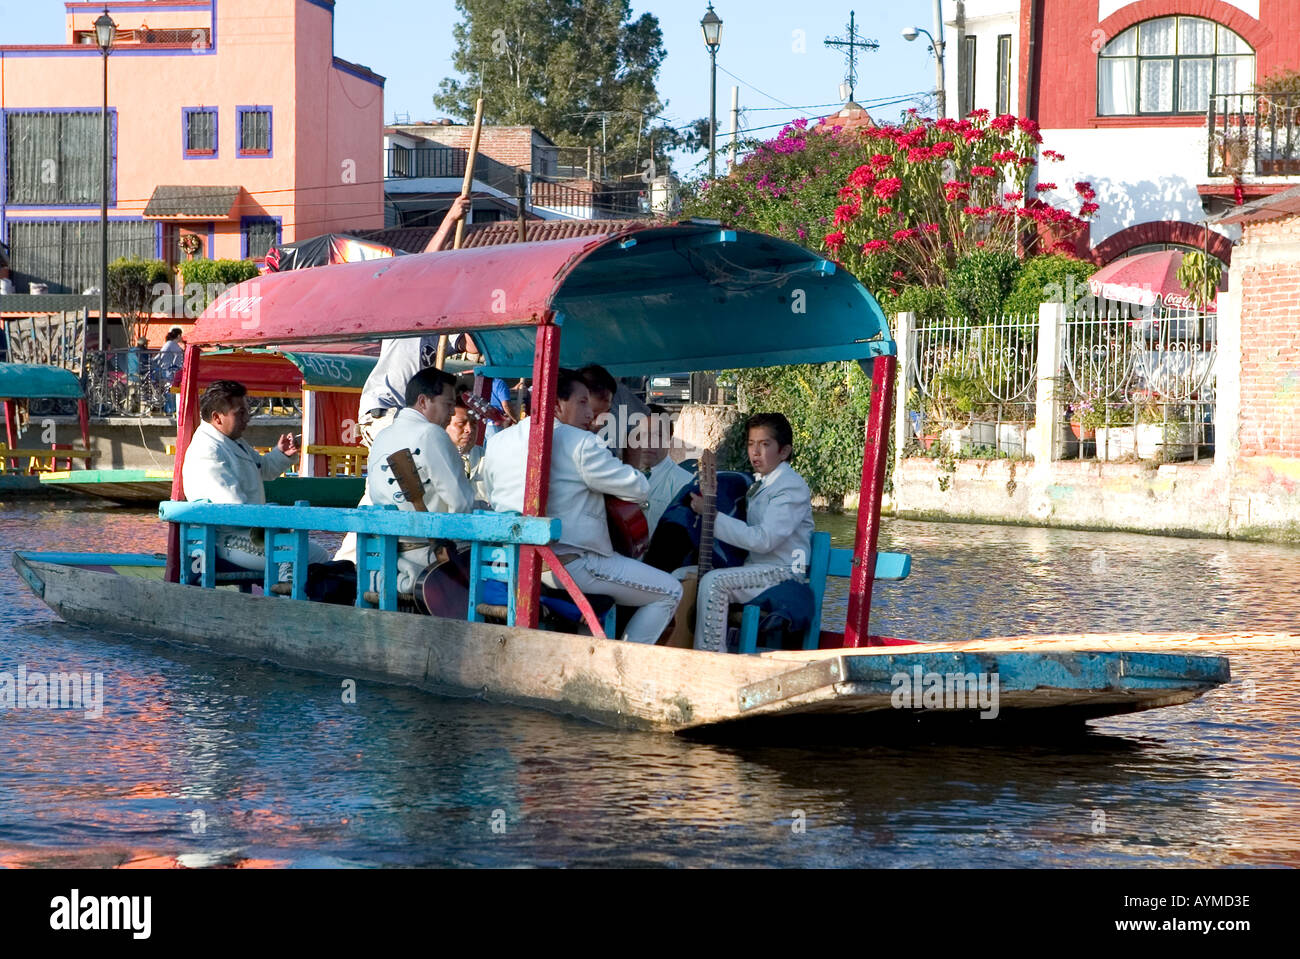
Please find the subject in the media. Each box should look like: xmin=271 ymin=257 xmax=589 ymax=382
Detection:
xmin=143 ymin=185 xmax=241 ymax=219
xmin=1215 ymin=184 xmax=1300 ymax=226
xmin=353 ymin=218 xmax=658 ymax=254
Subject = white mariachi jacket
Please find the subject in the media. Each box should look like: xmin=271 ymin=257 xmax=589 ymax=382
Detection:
xmin=712 ymin=461 xmax=814 ymax=570
xmin=365 ymin=408 xmax=473 ymax=515
xmin=481 ymin=418 xmax=648 ymax=557
xmin=182 ymin=420 xmax=291 ymax=505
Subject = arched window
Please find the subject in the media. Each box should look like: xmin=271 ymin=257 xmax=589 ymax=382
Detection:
xmin=1098 ymin=16 xmax=1254 ymax=115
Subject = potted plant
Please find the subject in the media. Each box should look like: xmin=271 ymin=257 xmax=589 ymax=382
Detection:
xmin=1135 ymin=399 xmax=1195 ymax=460
xmin=1215 ymin=129 xmax=1252 ymax=176
xmin=1093 ymin=404 xmax=1136 ymax=460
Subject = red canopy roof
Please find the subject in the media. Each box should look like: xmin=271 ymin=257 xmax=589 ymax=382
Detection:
xmin=191 ymin=233 xmax=610 ymax=347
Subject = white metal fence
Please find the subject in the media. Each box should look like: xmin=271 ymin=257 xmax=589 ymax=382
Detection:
xmin=909 ymin=314 xmax=1039 ymax=456
xmin=1061 ymin=302 xmax=1216 ymax=462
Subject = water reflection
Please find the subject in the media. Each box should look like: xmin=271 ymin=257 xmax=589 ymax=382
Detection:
xmin=1 ymin=504 xmax=1299 ymax=866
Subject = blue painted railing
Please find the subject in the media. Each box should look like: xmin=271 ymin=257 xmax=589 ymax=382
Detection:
xmin=160 ymin=500 xmax=559 ymax=615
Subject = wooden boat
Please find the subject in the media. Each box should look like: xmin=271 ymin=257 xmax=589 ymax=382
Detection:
xmin=37 ymin=348 xmax=373 ymax=505
xmin=12 ymin=222 xmax=1232 ymax=733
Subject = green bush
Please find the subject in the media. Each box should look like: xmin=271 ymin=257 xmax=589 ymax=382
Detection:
xmin=728 ymin=361 xmax=877 ymax=508
xmin=177 ymin=258 xmax=260 ymax=311
xmin=1003 ymin=253 xmax=1097 ymax=317
xmin=944 ymin=248 xmax=1022 ymax=321
xmin=179 ymin=258 xmax=259 ymax=289
xmin=879 ymin=285 xmax=949 ymax=323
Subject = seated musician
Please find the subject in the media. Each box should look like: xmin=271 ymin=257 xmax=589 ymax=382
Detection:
xmin=350 ymin=367 xmax=473 ymax=595
xmin=624 ymin=403 xmax=692 ymax=535
xmin=481 ymin=368 xmax=682 ymax=643
xmin=181 ymin=379 xmax=330 ymax=576
xmin=688 ymin=413 xmax=814 ymax=653
xmin=446 ymin=390 xmax=488 ymax=504
xmin=578 ymin=363 xmax=650 ymax=459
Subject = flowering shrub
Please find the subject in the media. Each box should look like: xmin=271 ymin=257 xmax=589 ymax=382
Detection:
xmin=682 ymin=109 xmax=1097 ymax=307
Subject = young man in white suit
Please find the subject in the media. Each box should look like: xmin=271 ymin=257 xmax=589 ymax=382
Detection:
xmin=687 ymin=412 xmax=814 ymax=653
xmin=481 ymin=369 xmax=683 ymax=644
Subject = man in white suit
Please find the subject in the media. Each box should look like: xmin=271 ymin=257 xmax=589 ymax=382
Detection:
xmin=181 ymin=379 xmax=330 ymax=575
xmin=482 ymin=369 xmax=682 ymax=643
xmin=336 ymin=367 xmax=473 ymax=592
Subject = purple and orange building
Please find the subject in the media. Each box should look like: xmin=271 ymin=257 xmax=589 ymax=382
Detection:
xmin=0 ymin=0 xmax=385 ymax=306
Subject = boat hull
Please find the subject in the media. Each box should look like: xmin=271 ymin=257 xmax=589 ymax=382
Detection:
xmin=12 ymin=553 xmax=1232 ymax=733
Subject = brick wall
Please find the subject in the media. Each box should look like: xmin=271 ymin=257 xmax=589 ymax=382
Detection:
xmin=392 ymin=125 xmax=538 ymax=171
xmin=1236 ymin=213 xmax=1300 ymax=457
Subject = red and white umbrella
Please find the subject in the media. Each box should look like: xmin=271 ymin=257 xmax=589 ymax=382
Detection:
xmin=1087 ymin=249 xmax=1224 ymax=313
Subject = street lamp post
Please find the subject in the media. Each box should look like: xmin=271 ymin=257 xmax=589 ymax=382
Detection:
xmin=94 ymin=8 xmax=115 ymax=354
xmin=700 ymin=4 xmax=722 ymax=179
xmin=902 ymin=23 xmax=946 ymax=119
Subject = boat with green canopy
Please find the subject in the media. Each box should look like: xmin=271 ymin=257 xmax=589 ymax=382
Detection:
xmin=1 ymin=362 xmax=94 ymax=486
xmin=12 ymin=222 xmax=1233 ymax=732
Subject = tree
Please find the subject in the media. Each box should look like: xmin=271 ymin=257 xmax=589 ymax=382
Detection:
xmin=435 ymin=0 xmax=679 ymax=179
xmin=107 ymin=257 xmax=171 ymax=346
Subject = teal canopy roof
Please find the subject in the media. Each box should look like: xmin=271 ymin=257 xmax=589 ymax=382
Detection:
xmin=0 ymin=363 xmax=84 ymax=400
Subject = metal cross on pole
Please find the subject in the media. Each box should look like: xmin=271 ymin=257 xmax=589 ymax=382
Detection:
xmin=823 ymin=11 xmax=879 ymax=103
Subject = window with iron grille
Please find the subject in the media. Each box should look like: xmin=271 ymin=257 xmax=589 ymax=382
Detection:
xmin=7 ymin=219 xmax=155 ymax=294
xmin=4 ymin=110 xmax=113 ymax=206
xmin=996 ymin=35 xmax=1012 ymax=115
xmin=183 ymin=108 xmax=217 ymax=157
xmin=237 ymin=107 xmax=272 ymax=156
xmin=1098 ymin=16 xmax=1254 ymax=115
xmin=242 ymin=218 xmax=279 ymax=259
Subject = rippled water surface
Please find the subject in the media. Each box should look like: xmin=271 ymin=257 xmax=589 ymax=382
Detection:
xmin=1 ymin=501 xmax=1298 ymax=867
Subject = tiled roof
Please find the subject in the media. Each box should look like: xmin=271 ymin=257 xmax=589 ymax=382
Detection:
xmin=353 ymin=218 xmax=657 ymax=253
xmin=1215 ymin=184 xmax=1300 ymax=226
xmin=143 ymin=185 xmax=241 ymax=219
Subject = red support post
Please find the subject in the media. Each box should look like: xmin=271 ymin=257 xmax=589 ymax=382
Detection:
xmin=844 ymin=353 xmax=896 ymax=648
xmin=164 ymin=344 xmax=202 ymax=584
xmin=76 ymin=398 xmax=90 ymax=451
xmin=516 ymin=323 xmax=560 ymax=628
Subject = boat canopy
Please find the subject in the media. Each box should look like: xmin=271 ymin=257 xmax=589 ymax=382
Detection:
xmin=189 ymin=222 xmax=895 ymax=378
xmin=0 ymin=363 xmax=85 ymax=400
xmin=198 ymin=349 xmax=376 ymax=395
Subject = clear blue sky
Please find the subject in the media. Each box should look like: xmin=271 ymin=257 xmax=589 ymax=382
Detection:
xmin=0 ymin=0 xmax=941 ymax=176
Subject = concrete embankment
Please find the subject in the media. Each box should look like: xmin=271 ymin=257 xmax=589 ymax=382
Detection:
xmin=890 ymin=456 xmax=1300 ymax=544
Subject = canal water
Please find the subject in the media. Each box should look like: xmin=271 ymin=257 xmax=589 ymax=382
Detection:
xmin=1 ymin=500 xmax=1298 ymax=867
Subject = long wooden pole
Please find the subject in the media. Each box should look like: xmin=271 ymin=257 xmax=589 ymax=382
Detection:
xmin=437 ymin=98 xmax=486 ymax=370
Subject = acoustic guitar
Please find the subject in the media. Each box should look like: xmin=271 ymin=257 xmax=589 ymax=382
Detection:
xmin=658 ymin=448 xmax=716 ymax=648
xmin=385 ymin=448 xmax=470 ymax=619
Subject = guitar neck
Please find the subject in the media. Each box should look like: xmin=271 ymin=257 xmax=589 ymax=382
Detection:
xmin=698 ymin=491 xmax=717 ymax=575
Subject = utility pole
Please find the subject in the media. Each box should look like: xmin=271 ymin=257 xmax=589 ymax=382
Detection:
xmin=932 ymin=0 xmax=947 ymax=119
xmin=728 ymin=86 xmax=739 ymax=170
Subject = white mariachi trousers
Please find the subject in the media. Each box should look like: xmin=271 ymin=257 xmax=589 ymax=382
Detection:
xmin=543 ymin=552 xmax=683 ymax=644
xmin=215 ymin=531 xmax=331 ymax=582
xmin=690 ymin=563 xmax=801 ymax=653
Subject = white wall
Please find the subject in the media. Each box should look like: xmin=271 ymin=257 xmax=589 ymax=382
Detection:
xmin=1036 ymin=127 xmax=1239 ymax=248
xmin=944 ymin=1 xmax=1019 ymax=117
